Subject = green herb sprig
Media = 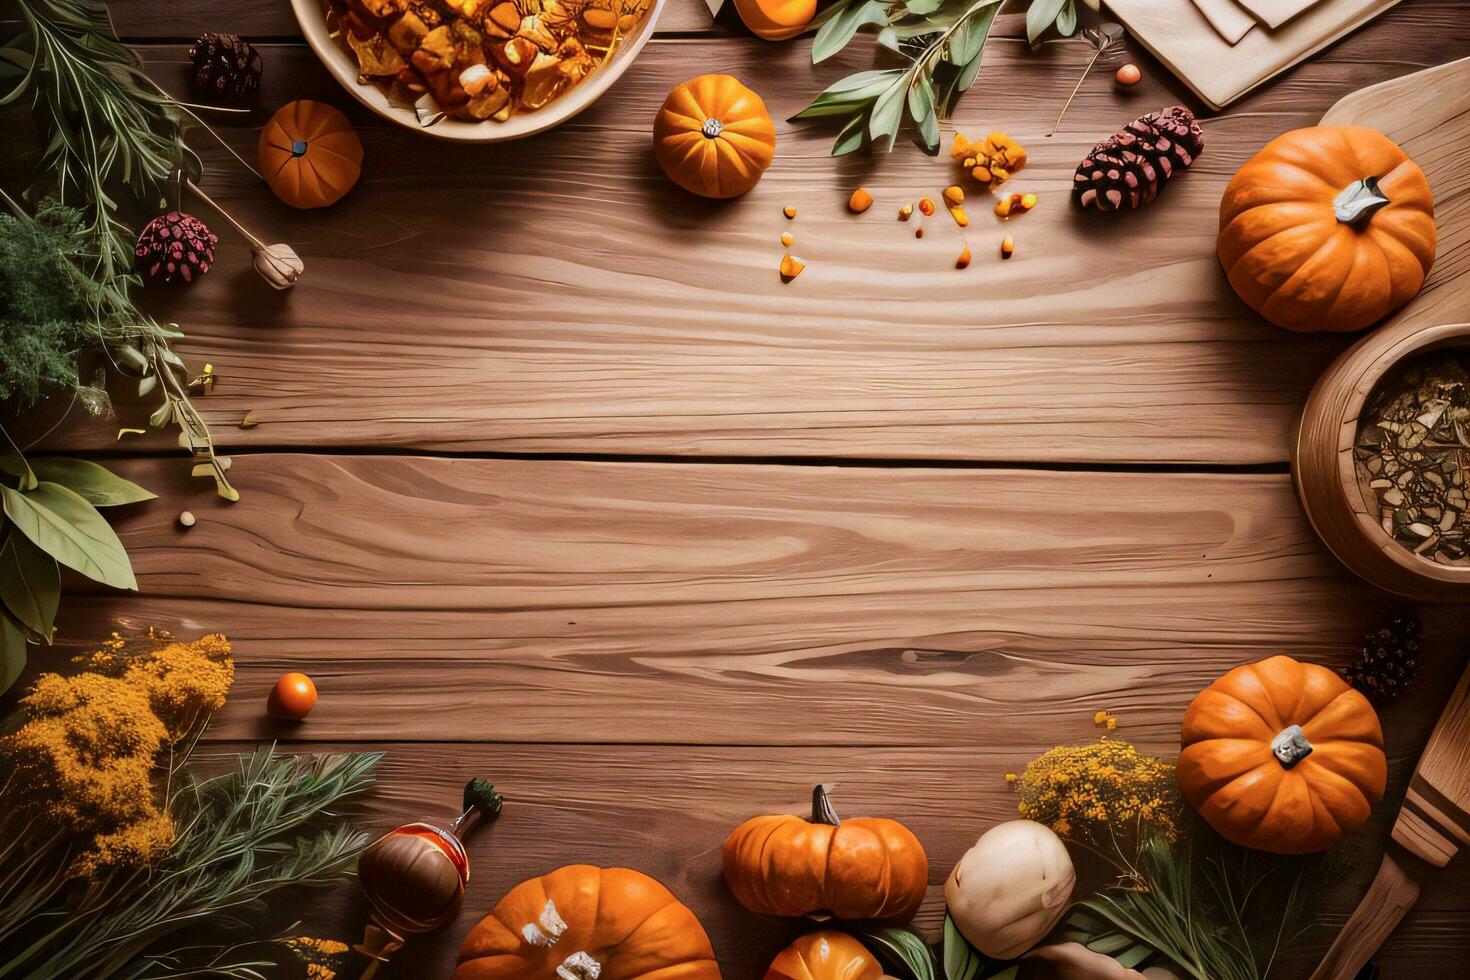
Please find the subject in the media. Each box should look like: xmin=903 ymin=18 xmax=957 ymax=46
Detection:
xmin=2 ymin=0 xmax=238 ymax=500
xmin=793 ymin=0 xmax=1003 ymax=155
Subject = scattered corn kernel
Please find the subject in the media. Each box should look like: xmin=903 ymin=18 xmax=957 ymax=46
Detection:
xmin=1115 ymin=63 xmax=1141 ymax=86
xmin=897 ymin=204 xmax=913 ymax=221
xmin=1000 ymin=234 xmax=1015 ymax=259
xmin=942 ymin=185 xmax=965 ymax=206
xmin=848 ymin=188 xmax=874 ymax=214
xmin=949 ymin=205 xmax=969 ymax=228
xmin=782 ymin=206 xmax=798 ymax=219
xmin=780 ymin=231 xmax=794 ymax=247
xmin=915 ymin=227 xmax=925 ymax=239
xmin=779 ymin=254 xmax=806 ymax=282
xmin=918 ymin=197 xmax=936 ymax=216
xmin=994 ymin=192 xmax=1038 ymax=219
xmin=178 ymin=510 xmax=196 ymax=528
xmin=955 ymin=244 xmax=972 ymax=270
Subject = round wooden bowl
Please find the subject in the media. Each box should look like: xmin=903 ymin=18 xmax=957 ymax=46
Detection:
xmin=1293 ymin=320 xmax=1470 ymax=602
xmin=292 ymin=0 xmax=665 ymax=142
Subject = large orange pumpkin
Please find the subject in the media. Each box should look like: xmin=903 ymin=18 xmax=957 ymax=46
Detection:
xmin=454 ymin=865 xmax=720 ymax=979
xmin=259 ymin=100 xmax=364 ymax=209
xmin=1218 ymin=125 xmax=1435 ymax=332
xmin=733 ymin=0 xmax=816 ymax=41
xmin=654 ymin=74 xmax=775 ymax=199
xmin=1178 ymin=655 xmax=1387 ymax=854
xmin=722 ymin=785 xmax=928 ymax=921
xmin=765 ymin=931 xmax=885 ymax=980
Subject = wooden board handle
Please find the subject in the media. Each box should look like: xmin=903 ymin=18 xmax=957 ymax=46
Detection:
xmin=1308 ymin=851 xmax=1422 ymax=980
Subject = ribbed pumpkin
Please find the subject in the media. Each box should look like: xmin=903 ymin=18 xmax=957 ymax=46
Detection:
xmin=453 ymin=865 xmax=720 ymax=979
xmin=1218 ymin=125 xmax=1435 ymax=332
xmin=723 ymin=785 xmax=928 ymax=921
xmin=653 ymin=74 xmax=775 ymax=199
xmin=259 ymin=100 xmax=363 ymax=209
xmin=1178 ymin=655 xmax=1388 ymax=854
xmin=765 ymin=931 xmax=885 ymax=980
xmin=733 ymin=0 xmax=816 ymax=41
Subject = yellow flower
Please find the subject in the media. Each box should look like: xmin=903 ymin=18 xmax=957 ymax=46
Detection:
xmin=1011 ymin=728 xmax=1180 ymax=845
xmin=1 ymin=630 xmax=233 ymax=877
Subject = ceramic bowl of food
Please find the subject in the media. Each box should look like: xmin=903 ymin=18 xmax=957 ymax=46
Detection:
xmin=1293 ymin=319 xmax=1470 ymax=602
xmin=292 ymin=0 xmax=665 ymax=142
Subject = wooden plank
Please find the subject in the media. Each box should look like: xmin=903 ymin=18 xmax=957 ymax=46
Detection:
xmin=36 ymin=454 xmax=1466 ymax=746
xmin=181 ymin=738 xmax=1470 ymax=979
xmin=25 ymin=4 xmax=1470 ymax=464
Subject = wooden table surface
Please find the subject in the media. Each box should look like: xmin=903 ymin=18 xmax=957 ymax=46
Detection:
xmin=21 ymin=0 xmax=1470 ymax=975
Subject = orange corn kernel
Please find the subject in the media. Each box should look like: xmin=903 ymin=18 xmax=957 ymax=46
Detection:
xmin=780 ymin=231 xmax=794 ymax=247
xmin=779 ymin=254 xmax=805 ymax=282
xmin=782 ymin=206 xmax=798 ymax=219
xmin=1000 ymin=234 xmax=1015 ymax=259
xmin=952 ymin=130 xmax=1028 ymax=190
xmin=848 ymin=188 xmax=874 ymax=213
xmin=956 ymin=245 xmax=972 ymax=270
xmin=942 ymin=185 xmax=965 ymax=206
xmin=994 ymin=192 xmax=1038 ymax=218
xmin=949 ymin=205 xmax=969 ymax=228
xmin=918 ymin=197 xmax=936 ymax=216
xmin=897 ymin=204 xmax=913 ymax=221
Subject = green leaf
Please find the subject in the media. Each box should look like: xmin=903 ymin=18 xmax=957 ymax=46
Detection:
xmin=31 ymin=458 xmax=156 ymax=507
xmin=832 ymin=113 xmax=869 ymax=156
xmin=0 ymin=482 xmax=137 ymax=590
xmin=938 ymin=3 xmax=1000 ymax=116
xmin=906 ymin=0 xmax=944 ymax=12
xmin=0 ymin=427 xmax=37 ymax=491
xmin=1056 ymin=0 xmax=1078 ymax=36
xmin=908 ymin=78 xmax=939 ymax=154
xmin=0 ymin=530 xmax=59 ymax=638
xmin=1026 ymin=0 xmax=1068 ymax=44
xmin=868 ymin=76 xmax=908 ymax=151
xmin=812 ymin=0 xmax=887 ymax=64
xmin=854 ymin=926 xmax=938 ymax=980
xmin=943 ymin=916 xmax=984 ymax=980
xmin=0 ymin=609 xmax=26 ymax=695
xmin=792 ymin=69 xmax=903 ymax=120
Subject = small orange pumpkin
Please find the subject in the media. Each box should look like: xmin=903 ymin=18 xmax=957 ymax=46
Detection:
xmin=734 ymin=0 xmax=816 ymax=41
xmin=454 ymin=865 xmax=720 ymax=979
xmin=723 ymin=785 xmax=928 ymax=921
xmin=259 ymin=100 xmax=364 ymax=209
xmin=1178 ymin=655 xmax=1387 ymax=854
xmin=765 ymin=931 xmax=884 ymax=980
xmin=654 ymin=74 xmax=775 ymax=199
xmin=1218 ymin=125 xmax=1435 ymax=332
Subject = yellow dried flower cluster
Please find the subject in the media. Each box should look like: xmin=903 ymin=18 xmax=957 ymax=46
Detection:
xmin=2 ymin=630 xmax=233 ymax=877
xmin=1008 ymin=733 xmax=1180 ymax=845
xmin=281 ymin=935 xmax=350 ymax=979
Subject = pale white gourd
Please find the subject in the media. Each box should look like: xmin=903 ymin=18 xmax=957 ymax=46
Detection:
xmin=944 ymin=820 xmax=1076 ymax=959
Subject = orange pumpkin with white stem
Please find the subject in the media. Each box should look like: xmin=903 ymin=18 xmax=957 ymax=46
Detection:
xmin=654 ymin=74 xmax=775 ymax=199
xmin=734 ymin=0 xmax=816 ymax=41
xmin=454 ymin=865 xmax=720 ymax=979
xmin=1217 ymin=125 xmax=1435 ymax=332
xmin=1178 ymin=655 xmax=1387 ymax=854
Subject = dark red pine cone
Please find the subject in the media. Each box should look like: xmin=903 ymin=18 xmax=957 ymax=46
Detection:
xmin=188 ymin=32 xmax=263 ymax=102
xmin=135 ymin=211 xmax=218 ymax=284
xmin=1073 ymin=106 xmax=1205 ymax=212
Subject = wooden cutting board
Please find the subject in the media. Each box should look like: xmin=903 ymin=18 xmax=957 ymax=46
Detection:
xmin=1321 ymin=56 xmax=1470 ymax=334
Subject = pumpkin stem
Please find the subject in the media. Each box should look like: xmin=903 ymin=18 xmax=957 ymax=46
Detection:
xmin=700 ymin=118 xmax=723 ymax=139
xmin=811 ymin=784 xmax=841 ymax=826
xmin=1271 ymin=724 xmax=1314 ymax=769
xmin=1334 ymin=176 xmax=1390 ymax=225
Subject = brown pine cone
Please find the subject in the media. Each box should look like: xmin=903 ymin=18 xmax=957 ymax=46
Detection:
xmin=188 ymin=32 xmax=263 ymax=102
xmin=1073 ymin=106 xmax=1204 ymax=212
xmin=1344 ymin=611 xmax=1422 ymax=704
xmin=135 ymin=211 xmax=218 ymax=285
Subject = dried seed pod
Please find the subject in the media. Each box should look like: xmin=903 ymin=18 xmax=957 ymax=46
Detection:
xmin=252 ymin=242 xmax=304 ymax=290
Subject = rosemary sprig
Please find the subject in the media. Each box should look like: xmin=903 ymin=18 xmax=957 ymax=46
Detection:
xmin=1 ymin=0 xmax=237 ymax=499
xmin=0 ymin=748 xmax=380 ymax=980
xmin=793 ymin=0 xmax=1003 ymax=155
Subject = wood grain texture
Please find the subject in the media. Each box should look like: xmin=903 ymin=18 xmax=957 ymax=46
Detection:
xmin=179 ymin=738 xmax=1470 ymax=980
xmin=37 ymin=454 xmax=1469 ymax=748
xmin=25 ymin=1 xmax=1470 ymax=463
